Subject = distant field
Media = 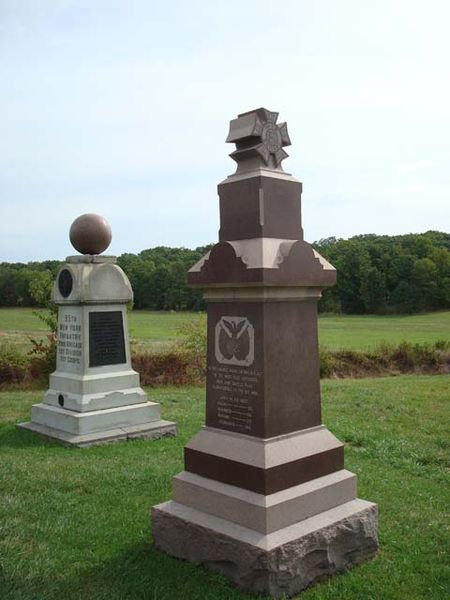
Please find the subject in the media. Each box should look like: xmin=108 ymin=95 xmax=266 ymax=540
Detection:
xmin=317 ymin=312 xmax=450 ymax=350
xmin=0 ymin=307 xmax=449 ymax=353
xmin=127 ymin=310 xmax=194 ymax=352
xmin=0 ymin=308 xmax=195 ymax=354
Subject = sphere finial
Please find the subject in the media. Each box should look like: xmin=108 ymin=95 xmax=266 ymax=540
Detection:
xmin=69 ymin=213 xmax=112 ymax=255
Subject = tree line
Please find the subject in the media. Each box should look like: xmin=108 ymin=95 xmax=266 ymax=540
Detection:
xmin=0 ymin=231 xmax=449 ymax=314
xmin=314 ymin=231 xmax=450 ymax=313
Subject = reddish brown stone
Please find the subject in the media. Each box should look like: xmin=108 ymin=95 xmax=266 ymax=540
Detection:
xmin=188 ymin=239 xmax=336 ymax=288
xmin=152 ymin=109 xmax=377 ymax=598
xmin=205 ymin=301 xmax=322 ymax=439
xmin=218 ymin=176 xmax=303 ymax=242
xmin=184 ymin=446 xmax=344 ymax=495
xmin=69 ymin=213 xmax=112 ymax=255
xmin=184 ymin=108 xmax=339 ymax=494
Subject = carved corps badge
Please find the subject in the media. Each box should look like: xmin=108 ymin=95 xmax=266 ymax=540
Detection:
xmin=215 ymin=316 xmax=255 ymax=367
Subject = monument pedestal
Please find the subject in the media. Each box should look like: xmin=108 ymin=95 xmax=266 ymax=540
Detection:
xmin=19 ymin=231 xmax=176 ymax=447
xmin=153 ymin=498 xmax=377 ymax=598
xmin=19 ymin=413 xmax=176 ymax=448
xmin=153 ymin=419 xmax=378 ymax=596
xmin=152 ymin=108 xmax=377 ymax=596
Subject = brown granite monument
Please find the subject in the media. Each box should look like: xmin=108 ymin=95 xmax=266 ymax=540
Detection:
xmin=152 ymin=108 xmax=378 ymax=597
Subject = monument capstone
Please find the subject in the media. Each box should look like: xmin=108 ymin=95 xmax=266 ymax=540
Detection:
xmin=18 ymin=213 xmax=176 ymax=447
xmin=152 ymin=109 xmax=378 ymax=597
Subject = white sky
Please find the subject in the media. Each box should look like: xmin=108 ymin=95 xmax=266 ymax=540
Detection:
xmin=1 ymin=0 xmax=449 ymax=262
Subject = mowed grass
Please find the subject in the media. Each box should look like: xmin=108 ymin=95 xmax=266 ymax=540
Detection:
xmin=1 ymin=307 xmax=449 ymax=353
xmin=127 ymin=310 xmax=193 ymax=353
xmin=318 ymin=311 xmax=450 ymax=350
xmin=0 ymin=375 xmax=449 ymax=600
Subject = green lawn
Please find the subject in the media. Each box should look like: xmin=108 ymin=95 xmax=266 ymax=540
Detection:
xmin=1 ymin=308 xmax=449 ymax=353
xmin=0 ymin=375 xmax=449 ymax=599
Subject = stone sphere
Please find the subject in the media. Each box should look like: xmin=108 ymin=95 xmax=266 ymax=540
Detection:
xmin=69 ymin=213 xmax=112 ymax=255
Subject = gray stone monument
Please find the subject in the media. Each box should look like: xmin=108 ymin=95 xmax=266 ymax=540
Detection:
xmin=18 ymin=213 xmax=176 ymax=447
xmin=152 ymin=109 xmax=378 ymax=597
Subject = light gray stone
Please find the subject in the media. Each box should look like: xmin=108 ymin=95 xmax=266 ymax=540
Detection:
xmin=152 ymin=499 xmax=378 ymax=598
xmin=43 ymin=386 xmax=148 ymax=413
xmin=172 ymin=470 xmax=357 ymax=534
xmin=28 ymin=400 xmax=162 ymax=435
xmin=52 ymin=259 xmax=133 ymax=305
xmin=17 ymin=419 xmax=176 ymax=448
xmin=19 ymin=237 xmax=176 ymax=446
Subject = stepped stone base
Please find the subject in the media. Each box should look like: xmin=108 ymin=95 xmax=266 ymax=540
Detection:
xmin=17 ymin=419 xmax=176 ymax=448
xmin=152 ymin=499 xmax=378 ymax=598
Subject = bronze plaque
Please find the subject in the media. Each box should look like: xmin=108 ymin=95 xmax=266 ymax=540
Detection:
xmin=89 ymin=311 xmax=126 ymax=367
xmin=58 ymin=269 xmax=73 ymax=298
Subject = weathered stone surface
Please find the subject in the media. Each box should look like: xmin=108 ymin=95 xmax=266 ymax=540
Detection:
xmin=152 ymin=500 xmax=378 ymax=598
xmin=17 ymin=420 xmax=177 ymax=448
xmin=172 ymin=470 xmax=357 ymax=534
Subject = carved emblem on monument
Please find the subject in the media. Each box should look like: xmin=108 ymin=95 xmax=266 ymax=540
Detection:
xmin=58 ymin=269 xmax=73 ymax=298
xmin=226 ymin=107 xmax=291 ymax=170
xmin=215 ymin=316 xmax=254 ymax=366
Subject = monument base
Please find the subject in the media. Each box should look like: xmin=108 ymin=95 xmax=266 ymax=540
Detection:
xmin=152 ymin=499 xmax=378 ymax=599
xmin=17 ymin=419 xmax=176 ymax=447
xmin=17 ymin=396 xmax=176 ymax=447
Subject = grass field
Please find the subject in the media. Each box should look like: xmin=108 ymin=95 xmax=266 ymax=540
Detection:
xmin=0 ymin=375 xmax=449 ymax=599
xmin=1 ymin=308 xmax=449 ymax=353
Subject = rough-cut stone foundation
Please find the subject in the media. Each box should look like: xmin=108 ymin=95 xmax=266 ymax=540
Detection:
xmin=152 ymin=499 xmax=378 ymax=598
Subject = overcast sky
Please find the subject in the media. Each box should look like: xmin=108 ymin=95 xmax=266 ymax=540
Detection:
xmin=1 ymin=0 xmax=449 ymax=262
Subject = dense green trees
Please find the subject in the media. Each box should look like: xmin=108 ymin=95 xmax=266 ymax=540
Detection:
xmin=314 ymin=231 xmax=450 ymax=313
xmin=116 ymin=246 xmax=210 ymax=310
xmin=0 ymin=232 xmax=449 ymax=314
xmin=0 ymin=261 xmax=60 ymax=307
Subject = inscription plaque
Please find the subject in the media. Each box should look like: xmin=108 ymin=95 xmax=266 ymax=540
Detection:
xmin=89 ymin=311 xmax=126 ymax=367
xmin=208 ymin=364 xmax=262 ymax=434
xmin=207 ymin=305 xmax=264 ymax=436
xmin=58 ymin=311 xmax=82 ymax=366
